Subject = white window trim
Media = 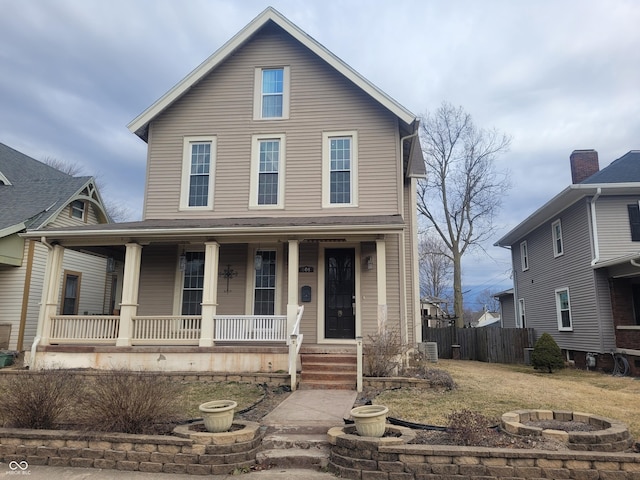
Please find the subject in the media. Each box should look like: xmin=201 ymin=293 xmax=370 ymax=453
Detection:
xmin=517 ymin=298 xmax=525 ymax=328
xmin=244 ymin=245 xmax=283 ymax=315
xmin=249 ymin=134 xmax=285 ymax=209
xmin=322 ymin=130 xmax=358 ymax=208
xmin=253 ymin=66 xmax=290 ymax=121
xmin=552 ymin=219 xmax=563 ymax=257
xmin=555 ymin=287 xmax=573 ymax=331
xmin=179 ymin=136 xmax=216 ymax=211
xmin=520 ymin=241 xmax=529 ymax=271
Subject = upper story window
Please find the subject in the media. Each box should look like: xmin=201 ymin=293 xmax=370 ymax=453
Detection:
xmin=555 ymin=287 xmax=572 ymax=331
xmin=70 ymin=200 xmax=87 ymax=222
xmin=322 ymin=131 xmax=358 ymax=208
xmin=520 ymin=241 xmax=529 ymax=271
xmin=180 ymin=136 xmax=216 ymax=210
xmin=254 ymin=67 xmax=290 ymax=120
xmin=250 ymin=134 xmax=285 ymax=209
xmin=552 ymin=219 xmax=563 ymax=257
xmin=627 ymin=203 xmax=640 ymax=241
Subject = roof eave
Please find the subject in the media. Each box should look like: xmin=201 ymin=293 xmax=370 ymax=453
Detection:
xmin=494 ymin=183 xmax=640 ymax=247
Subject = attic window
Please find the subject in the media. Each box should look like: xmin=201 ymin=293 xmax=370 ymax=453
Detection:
xmin=253 ymin=67 xmax=290 ymax=120
xmin=71 ymin=200 xmax=87 ymax=221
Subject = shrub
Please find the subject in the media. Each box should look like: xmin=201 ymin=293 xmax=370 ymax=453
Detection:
xmin=1 ymin=369 xmax=81 ymax=429
xmin=401 ymin=350 xmax=456 ymax=390
xmin=363 ymin=329 xmax=407 ymax=377
xmin=531 ymin=332 xmax=565 ymax=373
xmin=76 ymin=370 xmax=182 ymax=434
xmin=446 ymin=410 xmax=495 ymax=446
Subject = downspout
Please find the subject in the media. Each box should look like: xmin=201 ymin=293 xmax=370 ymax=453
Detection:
xmin=29 ymin=236 xmax=54 ymax=368
xmin=590 ymin=188 xmax=602 ymax=266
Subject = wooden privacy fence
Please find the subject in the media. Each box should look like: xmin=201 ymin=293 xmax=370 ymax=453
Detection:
xmin=423 ymin=327 xmax=535 ymax=364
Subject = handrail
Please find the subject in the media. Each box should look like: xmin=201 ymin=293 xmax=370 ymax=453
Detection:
xmin=289 ymin=305 xmax=304 ymax=391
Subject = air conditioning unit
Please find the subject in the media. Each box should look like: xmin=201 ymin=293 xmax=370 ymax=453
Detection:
xmin=424 ymin=342 xmax=438 ymax=363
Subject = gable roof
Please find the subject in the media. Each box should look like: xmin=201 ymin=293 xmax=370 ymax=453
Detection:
xmin=495 ymin=150 xmax=640 ymax=247
xmin=127 ymin=7 xmax=418 ymax=142
xmin=0 ymin=143 xmax=107 ymax=236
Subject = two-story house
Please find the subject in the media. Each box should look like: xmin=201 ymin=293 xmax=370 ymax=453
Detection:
xmin=0 ymin=143 xmax=110 ymax=354
xmin=496 ymin=149 xmax=640 ymax=375
xmin=25 ymin=8 xmax=424 ymax=389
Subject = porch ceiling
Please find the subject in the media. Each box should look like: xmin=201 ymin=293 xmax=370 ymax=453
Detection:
xmin=21 ymin=214 xmax=405 ymax=246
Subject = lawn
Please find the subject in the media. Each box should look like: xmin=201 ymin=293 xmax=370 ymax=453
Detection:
xmin=375 ymin=359 xmax=640 ymax=437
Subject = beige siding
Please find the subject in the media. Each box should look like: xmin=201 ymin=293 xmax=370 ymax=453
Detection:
xmin=217 ymin=244 xmax=247 ymax=315
xmin=144 ymin=28 xmax=401 ymax=220
xmin=595 ymin=195 xmax=640 ymax=261
xmin=51 ymin=201 xmax=100 ymax=228
xmin=0 ymin=241 xmax=28 ymax=350
xmin=359 ymin=241 xmax=378 ymax=338
xmin=59 ymin=250 xmax=108 ymax=315
xmin=298 ymin=242 xmax=318 ymax=344
xmin=138 ymin=245 xmax=178 ymax=315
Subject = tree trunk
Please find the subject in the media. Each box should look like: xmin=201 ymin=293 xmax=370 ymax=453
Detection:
xmin=453 ymin=252 xmax=464 ymax=328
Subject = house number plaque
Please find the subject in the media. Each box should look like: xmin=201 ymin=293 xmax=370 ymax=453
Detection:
xmin=299 ymin=266 xmax=314 ymax=273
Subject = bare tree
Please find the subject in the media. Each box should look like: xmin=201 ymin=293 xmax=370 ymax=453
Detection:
xmin=419 ymin=233 xmax=453 ymax=302
xmin=43 ymin=156 xmax=86 ymax=176
xmin=417 ymin=102 xmax=511 ymax=327
xmin=475 ymin=288 xmax=500 ymax=313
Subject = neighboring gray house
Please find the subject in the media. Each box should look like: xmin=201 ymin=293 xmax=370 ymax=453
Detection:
xmin=496 ymin=150 xmax=640 ymax=375
xmin=0 ymin=143 xmax=110 ymax=353
xmin=494 ymin=289 xmax=516 ymax=328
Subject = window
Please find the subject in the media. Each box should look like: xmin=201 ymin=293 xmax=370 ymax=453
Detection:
xmin=250 ymin=134 xmax=285 ymax=208
xmin=254 ymin=250 xmax=276 ymax=315
xmin=552 ymin=219 xmax=563 ymax=257
xmin=181 ymin=252 xmax=204 ymax=315
xmin=322 ymin=131 xmax=358 ymax=207
xmin=555 ymin=288 xmax=572 ymax=331
xmin=70 ymin=200 xmax=86 ymax=221
xmin=180 ymin=137 xmax=216 ymax=209
xmin=627 ymin=203 xmax=640 ymax=241
xmin=517 ymin=298 xmax=525 ymax=328
xmin=254 ymin=67 xmax=290 ymax=120
xmin=62 ymin=271 xmax=81 ymax=315
xmin=520 ymin=241 xmax=529 ymax=271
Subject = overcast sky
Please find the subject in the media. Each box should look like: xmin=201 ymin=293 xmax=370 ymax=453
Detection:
xmin=1 ymin=0 xmax=638 ymax=309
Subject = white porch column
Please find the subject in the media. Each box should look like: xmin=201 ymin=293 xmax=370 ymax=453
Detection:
xmin=286 ymin=239 xmax=300 ymax=338
xmin=38 ymin=244 xmax=65 ymax=346
xmin=200 ymin=241 xmax=220 ymax=347
xmin=375 ymin=238 xmax=388 ymax=334
xmin=116 ymin=243 xmax=142 ymax=347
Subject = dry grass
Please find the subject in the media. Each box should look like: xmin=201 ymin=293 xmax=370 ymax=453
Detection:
xmin=376 ymin=360 xmax=640 ymax=437
xmin=178 ymin=381 xmax=264 ymax=419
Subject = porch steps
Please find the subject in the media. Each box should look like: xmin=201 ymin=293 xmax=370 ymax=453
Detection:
xmin=299 ymin=353 xmax=357 ymax=390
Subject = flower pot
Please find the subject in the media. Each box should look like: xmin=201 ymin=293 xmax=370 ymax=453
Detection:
xmin=198 ymin=400 xmax=237 ymax=433
xmin=350 ymin=404 xmax=389 ymax=437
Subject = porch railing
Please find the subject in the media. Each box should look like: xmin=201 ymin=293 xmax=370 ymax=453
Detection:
xmin=50 ymin=315 xmax=120 ymax=344
xmin=289 ymin=305 xmax=305 ymax=390
xmin=214 ymin=315 xmax=287 ymax=341
xmin=132 ymin=316 xmax=201 ymax=345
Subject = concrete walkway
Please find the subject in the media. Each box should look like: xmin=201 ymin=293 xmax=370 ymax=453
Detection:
xmin=10 ymin=390 xmax=357 ymax=479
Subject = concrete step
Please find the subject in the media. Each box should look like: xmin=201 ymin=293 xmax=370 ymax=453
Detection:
xmin=262 ymin=433 xmax=329 ymax=450
xmin=256 ymin=446 xmax=330 ymax=470
xmin=301 ymin=371 xmax=356 ymax=382
xmin=301 ymin=354 xmax=357 ymax=365
xmin=298 ymin=379 xmax=356 ymax=390
xmin=300 ymin=362 xmax=357 ymax=372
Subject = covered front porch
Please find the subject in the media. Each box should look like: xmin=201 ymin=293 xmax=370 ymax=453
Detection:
xmin=25 ymin=216 xmax=409 ymax=389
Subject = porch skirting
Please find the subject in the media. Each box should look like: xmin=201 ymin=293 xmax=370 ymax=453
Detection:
xmin=33 ymin=345 xmax=290 ymax=373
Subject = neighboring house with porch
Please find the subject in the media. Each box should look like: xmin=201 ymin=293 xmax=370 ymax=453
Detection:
xmin=495 ymin=149 xmax=640 ymax=375
xmin=0 ymin=143 xmax=110 ymax=352
xmin=25 ymin=8 xmax=425 ymax=389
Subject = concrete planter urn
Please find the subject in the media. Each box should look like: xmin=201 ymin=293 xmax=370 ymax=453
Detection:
xmin=350 ymin=405 xmax=389 ymax=437
xmin=198 ymin=400 xmax=238 ymax=433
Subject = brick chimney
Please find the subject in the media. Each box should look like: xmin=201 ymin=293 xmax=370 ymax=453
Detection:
xmin=570 ymin=149 xmax=599 ymax=183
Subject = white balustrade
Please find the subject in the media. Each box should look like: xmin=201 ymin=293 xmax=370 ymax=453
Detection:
xmin=49 ymin=315 xmax=120 ymax=344
xmin=214 ymin=315 xmax=287 ymax=341
xmin=132 ymin=316 xmax=201 ymax=345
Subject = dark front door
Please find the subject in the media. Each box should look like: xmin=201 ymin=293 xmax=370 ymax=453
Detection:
xmin=325 ymin=248 xmax=356 ymax=339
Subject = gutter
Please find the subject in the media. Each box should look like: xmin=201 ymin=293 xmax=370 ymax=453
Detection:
xmin=590 ymin=188 xmax=602 ymax=266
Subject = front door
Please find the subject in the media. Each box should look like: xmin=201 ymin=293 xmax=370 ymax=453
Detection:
xmin=325 ymin=248 xmax=355 ymax=339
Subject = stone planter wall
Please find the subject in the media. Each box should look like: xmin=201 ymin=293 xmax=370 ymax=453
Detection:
xmin=0 ymin=422 xmax=264 ymax=475
xmin=328 ymin=424 xmax=640 ymax=480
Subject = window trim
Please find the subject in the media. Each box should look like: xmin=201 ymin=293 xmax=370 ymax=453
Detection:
xmin=520 ymin=241 xmax=529 ymax=271
xmin=253 ymin=67 xmax=290 ymax=121
xmin=61 ymin=270 xmax=82 ymax=315
xmin=552 ymin=219 xmax=563 ymax=257
xmin=322 ymin=130 xmax=358 ymax=208
xmin=249 ymin=134 xmax=286 ymax=209
xmin=627 ymin=202 xmax=640 ymax=241
xmin=70 ymin=200 xmax=87 ymax=222
xmin=179 ymin=250 xmax=205 ymax=316
xmin=517 ymin=298 xmax=525 ymax=328
xmin=555 ymin=287 xmax=573 ymax=331
xmin=179 ymin=136 xmax=216 ymax=211
xmin=245 ymin=245 xmax=283 ymax=316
